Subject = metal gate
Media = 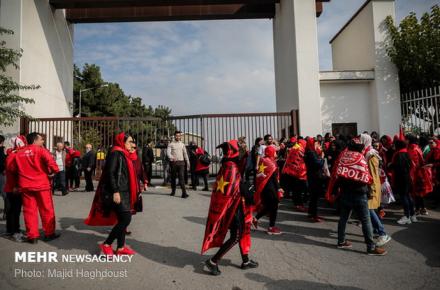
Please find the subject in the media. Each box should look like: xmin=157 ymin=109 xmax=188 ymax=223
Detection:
xmin=20 ymin=111 xmax=298 ymax=176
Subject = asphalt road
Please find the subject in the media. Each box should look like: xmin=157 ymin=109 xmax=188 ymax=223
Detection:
xmin=0 ymin=180 xmax=439 ymax=290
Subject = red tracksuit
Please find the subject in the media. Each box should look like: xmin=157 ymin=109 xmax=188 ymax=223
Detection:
xmin=10 ymin=145 xmax=59 ymax=239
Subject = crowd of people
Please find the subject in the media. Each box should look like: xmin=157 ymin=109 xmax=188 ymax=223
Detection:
xmin=0 ymin=128 xmax=439 ymax=275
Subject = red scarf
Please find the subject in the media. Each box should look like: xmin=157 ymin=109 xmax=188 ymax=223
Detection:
xmin=326 ymin=149 xmax=372 ymax=202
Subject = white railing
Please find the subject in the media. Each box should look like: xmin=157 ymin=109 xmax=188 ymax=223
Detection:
xmin=401 ymin=86 xmax=440 ymax=135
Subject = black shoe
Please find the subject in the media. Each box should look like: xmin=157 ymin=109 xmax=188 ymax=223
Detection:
xmin=202 ymin=188 xmax=210 ymax=192
xmin=241 ymin=260 xmax=259 ymax=269
xmin=170 ymin=192 xmax=175 ymax=196
xmin=182 ymin=193 xmax=189 ymax=198
xmin=192 ymin=186 xmax=197 ymax=190
xmin=27 ymin=238 xmax=38 ymax=244
xmin=44 ymin=233 xmax=61 ymax=242
xmin=62 ymin=191 xmax=69 ymax=196
xmin=205 ymin=259 xmax=221 ymax=276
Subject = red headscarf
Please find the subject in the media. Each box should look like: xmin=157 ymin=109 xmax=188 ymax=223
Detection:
xmin=306 ymin=137 xmax=316 ymax=152
xmin=382 ymin=135 xmax=392 ymax=149
xmin=265 ymin=146 xmax=276 ymax=159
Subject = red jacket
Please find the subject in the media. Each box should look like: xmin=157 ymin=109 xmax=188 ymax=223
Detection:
xmin=10 ymin=144 xmax=59 ymax=191
xmin=4 ymin=151 xmax=18 ymax=193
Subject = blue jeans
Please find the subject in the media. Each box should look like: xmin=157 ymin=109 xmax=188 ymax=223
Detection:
xmin=400 ymin=193 xmax=415 ymax=218
xmin=338 ymin=192 xmax=375 ymax=251
xmin=370 ymin=209 xmax=386 ymax=236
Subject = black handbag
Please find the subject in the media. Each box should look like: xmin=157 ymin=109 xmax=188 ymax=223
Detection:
xmin=134 ymin=194 xmax=143 ymax=212
xmin=199 ymin=152 xmax=212 ymax=165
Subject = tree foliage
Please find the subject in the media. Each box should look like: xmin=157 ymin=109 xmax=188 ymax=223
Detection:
xmin=0 ymin=27 xmax=38 ymax=126
xmin=73 ymin=63 xmax=172 ymax=119
xmin=385 ymin=5 xmax=440 ymax=92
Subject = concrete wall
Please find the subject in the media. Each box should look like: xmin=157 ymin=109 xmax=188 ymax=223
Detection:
xmin=331 ymin=2 xmax=375 ymax=71
xmin=273 ymin=0 xmax=322 ymax=136
xmin=329 ymin=0 xmax=401 ymax=136
xmin=0 ymin=0 xmax=73 ymax=139
xmin=320 ymin=81 xmax=374 ymax=134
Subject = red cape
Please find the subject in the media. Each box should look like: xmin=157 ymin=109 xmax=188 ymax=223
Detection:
xmin=408 ymin=144 xmax=433 ymax=197
xmin=254 ymin=157 xmax=278 ymax=209
xmin=282 ymin=145 xmax=307 ymax=180
xmin=201 ymin=161 xmax=242 ymax=254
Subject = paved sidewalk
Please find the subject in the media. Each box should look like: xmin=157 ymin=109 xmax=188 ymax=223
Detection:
xmin=0 ymin=183 xmax=439 ymax=290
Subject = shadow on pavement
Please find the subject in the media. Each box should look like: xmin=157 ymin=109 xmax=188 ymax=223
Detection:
xmin=245 ymin=273 xmax=363 ymax=290
xmin=390 ymin=216 xmax=440 ymax=268
xmin=51 ymin=217 xmax=218 ymax=275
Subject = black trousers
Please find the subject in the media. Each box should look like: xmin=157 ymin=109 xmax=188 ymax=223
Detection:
xmin=54 ymin=170 xmax=67 ymax=194
xmin=285 ymin=176 xmax=308 ymax=206
xmin=84 ymin=170 xmax=94 ymax=191
xmin=212 ymin=204 xmax=248 ymax=263
xmin=5 ymin=192 xmax=22 ymax=234
xmin=170 ymin=161 xmax=187 ymax=194
xmin=105 ymin=207 xmax=132 ymax=248
xmin=256 ymin=182 xmax=279 ymax=227
xmin=68 ymin=168 xmax=80 ymax=188
xmin=308 ymin=182 xmax=323 ymax=218
xmin=193 ymin=172 xmax=208 ymax=189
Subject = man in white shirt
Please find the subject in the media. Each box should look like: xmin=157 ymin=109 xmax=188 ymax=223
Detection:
xmin=167 ymin=131 xmax=190 ymax=198
xmin=52 ymin=142 xmax=68 ymax=196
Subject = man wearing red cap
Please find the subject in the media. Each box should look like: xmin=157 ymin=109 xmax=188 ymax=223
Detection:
xmin=9 ymin=132 xmax=60 ymax=243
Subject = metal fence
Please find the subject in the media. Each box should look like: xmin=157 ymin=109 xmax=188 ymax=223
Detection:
xmin=401 ymin=86 xmax=440 ymax=135
xmin=20 ymin=111 xmax=298 ymax=177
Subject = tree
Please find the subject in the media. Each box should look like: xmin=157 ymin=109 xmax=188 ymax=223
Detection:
xmin=73 ymin=63 xmax=175 ymax=144
xmin=385 ymin=5 xmax=440 ymax=92
xmin=0 ymin=27 xmax=38 ymax=126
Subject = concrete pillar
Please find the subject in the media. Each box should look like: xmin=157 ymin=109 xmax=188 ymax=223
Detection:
xmin=370 ymin=0 xmax=401 ymax=136
xmin=0 ymin=0 xmax=23 ymax=138
xmin=273 ymin=0 xmax=322 ymax=136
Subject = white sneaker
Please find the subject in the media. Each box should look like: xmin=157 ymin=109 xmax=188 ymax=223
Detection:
xmin=397 ymin=216 xmax=412 ymax=225
xmin=410 ymin=215 xmax=418 ymax=223
xmin=376 ymin=235 xmax=392 ymax=247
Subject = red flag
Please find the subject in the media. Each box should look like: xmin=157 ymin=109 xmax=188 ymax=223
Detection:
xmin=201 ymin=161 xmax=242 ymax=254
xmin=282 ymin=145 xmax=307 ymax=180
xmin=254 ymin=157 xmax=278 ymax=209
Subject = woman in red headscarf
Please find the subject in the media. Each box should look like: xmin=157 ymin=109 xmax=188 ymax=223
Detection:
xmin=254 ymin=146 xmax=283 ymax=235
xmin=202 ymin=140 xmax=258 ymax=276
xmin=85 ymin=132 xmax=138 ymax=256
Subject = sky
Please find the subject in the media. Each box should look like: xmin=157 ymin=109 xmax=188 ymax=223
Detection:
xmin=74 ymin=0 xmax=439 ymax=116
